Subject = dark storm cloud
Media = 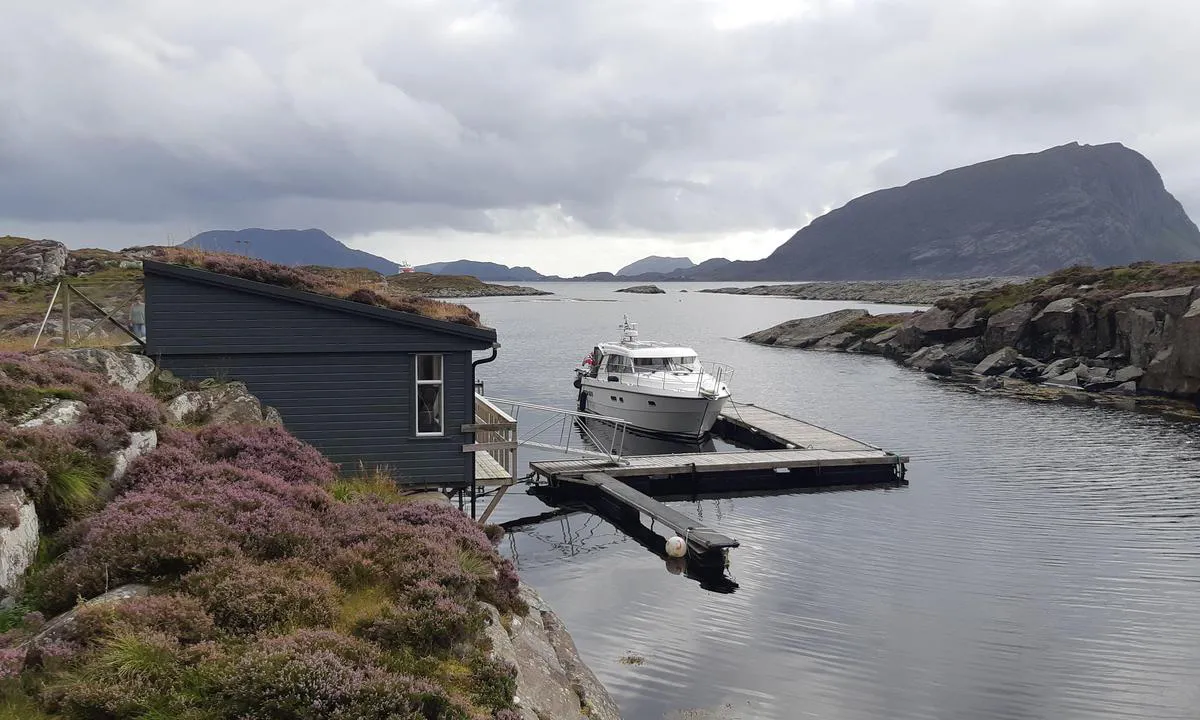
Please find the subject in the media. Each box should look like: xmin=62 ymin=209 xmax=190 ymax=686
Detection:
xmin=1 ymin=0 xmax=1198 ymax=252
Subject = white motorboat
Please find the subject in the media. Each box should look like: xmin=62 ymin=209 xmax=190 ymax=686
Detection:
xmin=574 ymin=316 xmax=733 ymax=439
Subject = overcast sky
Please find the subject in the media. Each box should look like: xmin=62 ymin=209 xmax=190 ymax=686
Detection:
xmin=3 ymin=0 xmax=1199 ymax=275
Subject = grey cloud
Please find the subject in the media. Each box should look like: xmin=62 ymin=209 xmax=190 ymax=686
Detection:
xmin=1 ymin=0 xmax=1199 ymax=252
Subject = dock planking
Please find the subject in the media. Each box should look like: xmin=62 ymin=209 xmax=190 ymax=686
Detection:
xmin=525 ymin=400 xmax=908 ymax=564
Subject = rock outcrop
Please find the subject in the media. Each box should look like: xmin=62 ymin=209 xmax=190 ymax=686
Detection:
xmin=740 ymin=269 xmax=1200 ymax=414
xmin=41 ymin=349 xmax=155 ymax=391
xmin=0 ymin=239 xmax=68 ymax=285
xmin=0 ymin=488 xmax=38 ymax=601
xmin=485 ymin=585 xmax=621 ymax=720
xmin=742 ymin=309 xmax=868 ymax=348
xmin=165 ymin=381 xmax=273 ymax=425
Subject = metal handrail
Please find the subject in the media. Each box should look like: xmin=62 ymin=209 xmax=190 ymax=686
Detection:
xmin=483 ymin=396 xmax=630 ymax=465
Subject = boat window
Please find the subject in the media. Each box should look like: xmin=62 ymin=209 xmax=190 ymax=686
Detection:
xmin=633 ymin=356 xmax=697 ymax=372
xmin=605 ymin=355 xmax=634 ymax=373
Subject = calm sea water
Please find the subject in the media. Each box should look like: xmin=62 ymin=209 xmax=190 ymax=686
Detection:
xmin=465 ymin=282 xmax=1200 ymax=720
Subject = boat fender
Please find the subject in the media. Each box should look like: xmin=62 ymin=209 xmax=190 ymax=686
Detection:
xmin=577 ymin=389 xmax=587 ymax=412
xmin=665 ymin=536 xmax=687 ymax=558
xmin=572 ymin=375 xmax=581 ymax=389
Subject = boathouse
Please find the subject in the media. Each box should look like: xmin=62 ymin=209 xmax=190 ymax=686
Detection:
xmin=141 ymin=259 xmax=516 ymax=489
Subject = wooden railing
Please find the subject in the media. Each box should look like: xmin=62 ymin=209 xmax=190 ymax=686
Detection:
xmin=463 ymin=394 xmax=518 ymax=483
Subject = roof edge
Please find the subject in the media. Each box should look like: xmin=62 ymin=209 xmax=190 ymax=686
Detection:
xmin=142 ymin=259 xmax=497 ymax=343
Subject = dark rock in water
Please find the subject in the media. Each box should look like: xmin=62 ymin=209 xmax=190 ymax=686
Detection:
xmin=615 ymin=285 xmax=666 ymax=294
xmin=1107 ymin=381 xmax=1139 ymax=396
xmin=984 ymin=303 xmax=1037 ymax=351
xmin=741 ymin=309 xmax=868 ymax=348
xmin=944 ymin=337 xmax=987 ymax=364
xmin=974 ymin=347 xmax=1020 ymax=376
xmin=1114 ymin=365 xmax=1145 ymax=383
xmin=703 ymin=142 xmax=1200 ymax=280
xmin=905 ymin=345 xmax=954 ymax=376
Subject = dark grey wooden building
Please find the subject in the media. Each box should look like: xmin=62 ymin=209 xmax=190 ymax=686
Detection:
xmin=142 ymin=259 xmax=514 ymax=489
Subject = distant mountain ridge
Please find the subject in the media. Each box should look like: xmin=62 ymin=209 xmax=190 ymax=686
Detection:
xmin=617 ymin=256 xmax=694 ymax=276
xmin=700 ymin=142 xmax=1200 ymax=281
xmin=414 ymin=259 xmax=545 ymax=281
xmin=182 ymin=229 xmax=400 ymax=275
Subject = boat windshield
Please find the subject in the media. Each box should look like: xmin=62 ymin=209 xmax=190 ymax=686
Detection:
xmin=632 ymin=356 xmax=697 ymax=372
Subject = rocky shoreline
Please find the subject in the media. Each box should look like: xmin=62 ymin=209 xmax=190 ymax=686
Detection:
xmin=701 ymin=277 xmax=1024 ymax=305
xmin=741 ymin=268 xmax=1200 ymax=421
xmin=416 ymin=284 xmax=552 ymax=299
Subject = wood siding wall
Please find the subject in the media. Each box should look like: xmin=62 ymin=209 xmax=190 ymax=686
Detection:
xmin=143 ymin=271 xmax=490 ymax=487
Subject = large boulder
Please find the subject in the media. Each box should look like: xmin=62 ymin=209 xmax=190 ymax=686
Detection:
xmin=0 ymin=239 xmax=68 ymax=285
xmin=895 ymin=307 xmax=967 ymax=350
xmin=811 ymin=332 xmax=859 ymax=351
xmin=741 ymin=309 xmax=868 ymax=348
xmin=17 ymin=399 xmax=86 ymax=428
xmin=983 ymin=303 xmax=1037 ymax=352
xmin=904 ymin=345 xmax=954 ymax=375
xmin=108 ymin=430 xmax=158 ymax=484
xmin=944 ymin=336 xmax=987 ymax=364
xmin=165 ymin=382 xmax=266 ymax=425
xmin=1112 ymin=286 xmax=1197 ymax=369
xmin=29 ymin=584 xmax=153 ymax=649
xmin=1141 ymin=297 xmax=1200 ymax=396
xmin=0 ymin=488 xmax=38 ymax=599
xmin=974 ymin=347 xmax=1020 ymax=376
xmin=41 ymin=349 xmax=155 ymax=391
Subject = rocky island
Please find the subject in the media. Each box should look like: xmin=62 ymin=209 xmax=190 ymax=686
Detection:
xmin=615 ymin=285 xmax=666 ymax=294
xmin=701 ymin=278 xmax=1022 ymax=305
xmin=742 ymin=262 xmax=1200 ymax=418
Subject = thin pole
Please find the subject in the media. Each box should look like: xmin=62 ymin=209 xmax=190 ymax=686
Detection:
xmin=64 ymin=283 xmax=72 ymax=347
xmin=33 ymin=282 xmax=62 ymax=349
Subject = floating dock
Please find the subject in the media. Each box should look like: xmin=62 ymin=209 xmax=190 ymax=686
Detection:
xmin=528 ymin=402 xmax=909 ymax=564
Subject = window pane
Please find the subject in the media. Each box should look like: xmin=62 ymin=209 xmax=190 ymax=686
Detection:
xmin=417 ymin=384 xmax=443 ymax=434
xmin=417 ymin=355 xmax=442 ymax=381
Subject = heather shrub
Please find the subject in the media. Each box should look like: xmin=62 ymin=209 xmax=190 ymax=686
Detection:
xmin=465 ymin=652 xmax=518 ymax=713
xmin=156 ymin=425 xmax=201 ymax=452
xmin=220 ymin=629 xmax=473 ymax=720
xmin=110 ymin=443 xmax=200 ymax=495
xmin=41 ymin=630 xmax=223 ymax=719
xmin=32 ymin=464 xmax=333 ymax=611
xmin=72 ymin=594 xmax=217 ymax=645
xmin=0 ymin=425 xmax=109 ymax=525
xmin=194 ymin=424 xmax=337 ymax=487
xmin=0 ymin=459 xmax=47 ymax=496
xmin=81 ymin=386 xmax=165 ymax=433
xmin=354 ymin=582 xmax=486 ymax=655
xmin=183 ymin=557 xmax=341 ymax=634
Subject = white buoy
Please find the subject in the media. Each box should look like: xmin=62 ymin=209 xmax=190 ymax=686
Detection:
xmin=665 ymin=535 xmax=687 ymax=558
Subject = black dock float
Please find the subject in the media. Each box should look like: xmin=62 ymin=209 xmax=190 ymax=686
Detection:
xmin=578 ymin=472 xmax=739 ymax=555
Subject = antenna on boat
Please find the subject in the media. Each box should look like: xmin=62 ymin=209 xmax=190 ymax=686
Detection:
xmin=619 ymin=314 xmax=639 ymax=344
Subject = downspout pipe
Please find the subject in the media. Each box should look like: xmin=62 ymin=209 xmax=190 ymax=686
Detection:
xmin=469 ymin=342 xmax=500 ymax=520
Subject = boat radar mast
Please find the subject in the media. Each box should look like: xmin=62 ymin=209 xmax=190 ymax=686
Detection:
xmin=619 ymin=315 xmax=639 ymax=344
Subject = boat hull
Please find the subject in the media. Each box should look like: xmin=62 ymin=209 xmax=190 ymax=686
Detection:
xmin=578 ymin=379 xmax=728 ymax=439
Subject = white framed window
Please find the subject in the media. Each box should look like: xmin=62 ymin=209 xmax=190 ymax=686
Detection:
xmin=415 ymin=354 xmax=444 ymax=436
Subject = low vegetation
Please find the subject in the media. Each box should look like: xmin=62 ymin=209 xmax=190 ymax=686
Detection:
xmin=1 ymin=354 xmax=527 ymax=719
xmin=836 ymin=312 xmax=919 ymax=338
xmin=142 ymin=248 xmax=485 ymax=327
xmin=934 ymin=261 xmax=1200 ymax=316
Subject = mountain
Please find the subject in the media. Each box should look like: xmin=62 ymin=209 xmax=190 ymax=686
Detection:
xmin=617 ymin=256 xmax=694 ymax=276
xmin=709 ymin=142 xmax=1200 ymax=281
xmin=414 ymin=260 xmax=546 ymax=281
xmin=182 ymin=229 xmax=399 ymax=275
